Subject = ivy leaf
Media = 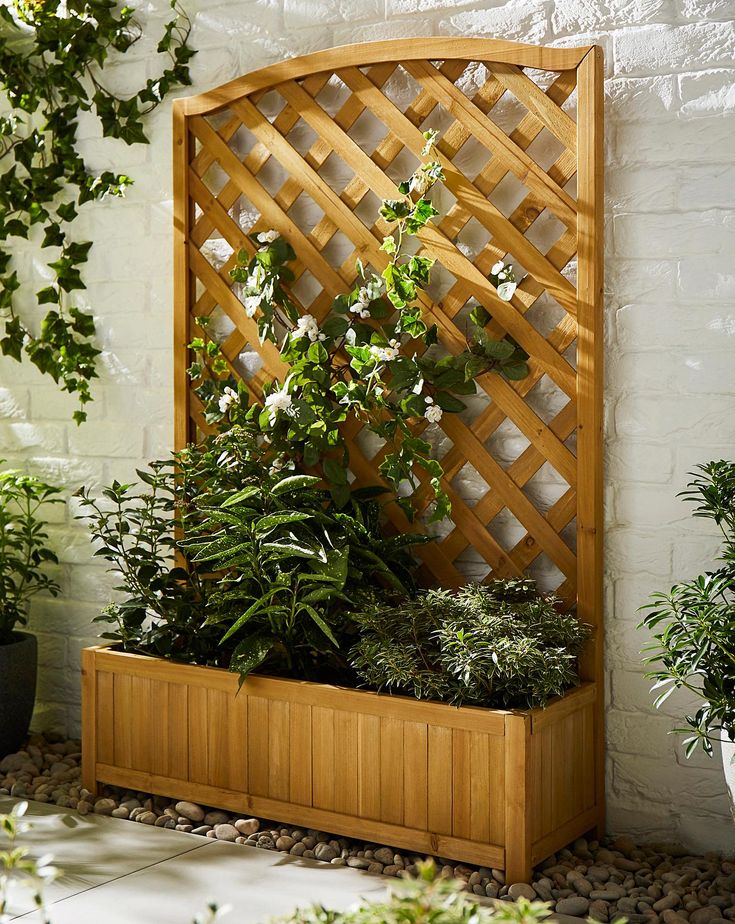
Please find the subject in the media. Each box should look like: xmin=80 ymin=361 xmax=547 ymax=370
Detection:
xmin=379 ymin=198 xmax=411 ymax=223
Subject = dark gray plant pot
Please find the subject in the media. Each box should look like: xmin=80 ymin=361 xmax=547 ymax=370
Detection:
xmin=0 ymin=632 xmax=37 ymax=758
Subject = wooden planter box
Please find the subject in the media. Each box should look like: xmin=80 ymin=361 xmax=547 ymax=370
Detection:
xmin=82 ymin=645 xmax=600 ymax=881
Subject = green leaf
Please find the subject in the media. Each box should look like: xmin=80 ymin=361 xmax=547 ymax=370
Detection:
xmin=271 ymin=474 xmax=321 ymax=495
xmin=220 ymin=588 xmax=281 ymax=642
xmin=379 ymin=198 xmax=411 ymax=223
xmin=254 ymin=511 xmax=313 ymax=533
xmin=221 ymin=486 xmax=260 ymax=507
xmin=302 ymin=605 xmax=339 ymax=648
xmin=229 ymin=634 xmax=275 ymax=681
xmin=434 ymin=391 xmax=466 ymax=413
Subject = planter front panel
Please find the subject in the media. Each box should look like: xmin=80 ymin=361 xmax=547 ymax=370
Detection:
xmin=83 ymin=647 xmax=599 ymax=877
xmin=88 ymin=650 xmax=505 ymax=854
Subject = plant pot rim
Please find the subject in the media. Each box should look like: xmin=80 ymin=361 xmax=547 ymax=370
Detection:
xmin=85 ymin=642 xmax=594 ymax=721
xmin=0 ymin=630 xmax=36 ymax=647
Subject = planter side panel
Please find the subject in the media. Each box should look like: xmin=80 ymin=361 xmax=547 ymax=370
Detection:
xmin=86 ymin=651 xmax=508 ymax=867
xmin=529 ymin=685 xmax=598 ymax=865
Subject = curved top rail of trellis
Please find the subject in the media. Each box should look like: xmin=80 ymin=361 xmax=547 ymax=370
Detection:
xmin=172 ymin=37 xmax=604 ymax=675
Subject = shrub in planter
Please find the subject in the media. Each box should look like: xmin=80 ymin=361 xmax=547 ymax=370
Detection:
xmin=78 ymin=425 xmax=425 ymax=684
xmin=640 ymin=460 xmax=735 ymax=817
xmin=348 ymin=579 xmax=590 ymax=709
xmin=0 ymin=464 xmax=61 ymax=756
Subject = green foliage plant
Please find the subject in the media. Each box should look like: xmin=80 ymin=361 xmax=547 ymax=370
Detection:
xmin=275 ymin=860 xmax=551 ymax=924
xmin=348 ymin=580 xmax=590 ymax=710
xmin=190 ymin=131 xmax=529 ymax=522
xmin=640 ymin=460 xmax=735 ymax=757
xmin=0 ymin=463 xmax=61 ymax=645
xmin=78 ymin=425 xmax=426 ymax=683
xmin=0 ymin=801 xmax=58 ymax=924
xmin=0 ymin=0 xmax=194 ymax=422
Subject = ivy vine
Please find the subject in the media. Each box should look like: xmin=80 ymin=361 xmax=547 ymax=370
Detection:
xmin=0 ymin=0 xmax=195 ymax=422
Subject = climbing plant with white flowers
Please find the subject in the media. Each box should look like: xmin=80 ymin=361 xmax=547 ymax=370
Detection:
xmin=188 ymin=132 xmax=529 ymax=522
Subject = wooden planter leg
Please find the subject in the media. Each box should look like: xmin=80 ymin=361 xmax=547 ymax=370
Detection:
xmin=504 ymin=713 xmax=533 ymax=883
xmin=80 ymin=648 xmax=98 ymax=795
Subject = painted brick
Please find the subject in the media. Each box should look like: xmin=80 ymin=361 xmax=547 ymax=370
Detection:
xmin=613 ymin=22 xmax=735 ymax=76
xmin=551 ymin=0 xmax=671 ymax=34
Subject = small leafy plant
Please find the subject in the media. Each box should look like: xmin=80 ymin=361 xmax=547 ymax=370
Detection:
xmin=640 ymin=460 xmax=735 ymax=757
xmin=0 ymin=464 xmax=62 ymax=645
xmin=78 ymin=425 xmax=425 ymax=683
xmin=0 ymin=0 xmax=194 ymax=422
xmin=0 ymin=802 xmax=58 ymax=924
xmin=349 ymin=580 xmax=590 ymax=709
xmin=274 ymin=860 xmax=551 ymax=924
xmin=183 ymin=473 xmax=426 ymax=682
xmin=191 ymin=131 xmax=528 ymax=522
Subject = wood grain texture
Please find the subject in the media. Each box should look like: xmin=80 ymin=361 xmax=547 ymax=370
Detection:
xmin=102 ymin=34 xmax=605 ymax=881
xmin=85 ymin=648 xmax=601 ymax=878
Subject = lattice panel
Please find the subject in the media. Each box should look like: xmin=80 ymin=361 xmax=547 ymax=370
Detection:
xmin=173 ymin=39 xmax=603 ymax=626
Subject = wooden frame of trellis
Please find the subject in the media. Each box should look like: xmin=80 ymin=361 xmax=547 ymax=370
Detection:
xmin=82 ymin=38 xmax=603 ymax=881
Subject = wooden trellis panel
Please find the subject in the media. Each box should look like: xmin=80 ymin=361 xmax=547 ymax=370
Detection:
xmin=172 ymin=38 xmax=603 ymax=787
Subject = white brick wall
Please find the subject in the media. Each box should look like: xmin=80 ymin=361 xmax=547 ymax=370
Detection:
xmin=1 ymin=0 xmax=733 ymax=851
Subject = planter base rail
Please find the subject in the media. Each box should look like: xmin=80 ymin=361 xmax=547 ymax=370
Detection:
xmin=82 ymin=646 xmax=600 ymax=882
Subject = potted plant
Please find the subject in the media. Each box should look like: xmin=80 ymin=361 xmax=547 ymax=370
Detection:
xmin=80 ymin=40 xmax=605 ymax=883
xmin=640 ymin=460 xmax=735 ymax=818
xmin=0 ymin=464 xmax=61 ymax=757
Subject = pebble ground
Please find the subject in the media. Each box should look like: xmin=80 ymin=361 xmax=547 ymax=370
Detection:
xmin=2 ymin=735 xmax=734 ymax=923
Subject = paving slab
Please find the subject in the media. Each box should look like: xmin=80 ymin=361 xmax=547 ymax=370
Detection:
xmin=0 ymin=798 xmax=204 ymax=918
xmin=1 ymin=799 xmax=387 ymax=923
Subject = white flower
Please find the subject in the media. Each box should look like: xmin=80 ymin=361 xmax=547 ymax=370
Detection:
xmin=412 ymin=378 xmax=424 ymax=395
xmin=218 ymin=386 xmax=238 ymax=414
xmin=344 ymin=327 xmax=357 ymax=345
xmin=424 ymin=397 xmax=443 ymax=423
xmin=264 ymin=386 xmax=293 ymax=423
xmin=238 ymin=350 xmax=263 ymax=379
xmin=369 ymin=338 xmax=400 ymax=363
xmin=245 ymin=272 xmax=260 ymax=289
xmin=243 ymin=294 xmax=261 ymax=318
xmin=497 ymin=270 xmax=507 ymax=280
xmin=292 ymin=314 xmax=322 ymax=342
xmin=497 ymin=281 xmax=517 ymax=302
xmin=350 ymin=287 xmax=372 ymax=318
xmin=257 ymin=229 xmax=279 ymax=244
xmin=491 ymin=260 xmax=505 ymax=275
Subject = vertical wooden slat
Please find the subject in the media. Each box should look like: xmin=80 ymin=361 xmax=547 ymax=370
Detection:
xmin=225 ymin=690 xmax=248 ymax=793
xmin=576 ymin=44 xmax=605 ymax=835
xmin=81 ymin=650 xmax=99 ymax=793
xmin=130 ymin=676 xmax=152 ymax=772
xmin=268 ymin=699 xmax=291 ymax=801
xmin=112 ymin=673 xmax=134 ymax=769
xmin=173 ymin=99 xmax=193 ymax=450
xmin=188 ymin=685 xmax=209 ymax=784
xmin=95 ymin=671 xmax=114 ymax=766
xmin=167 ymin=682 xmax=190 ymax=781
xmin=380 ymin=716 xmax=404 ymax=825
xmin=469 ymin=732 xmax=490 ymax=843
xmin=312 ymin=706 xmax=335 ymax=809
xmin=206 ymin=688 xmax=230 ymax=786
xmin=289 ymin=702 xmax=312 ymax=805
xmin=452 ymin=729 xmax=472 ymax=839
xmin=427 ymin=725 xmax=452 ymax=835
xmin=333 ymin=710 xmax=359 ymax=815
xmin=487 ymin=733 xmax=506 ymax=846
xmin=505 ymin=713 xmax=532 ymax=883
xmin=248 ymin=696 xmax=270 ymax=796
xmin=358 ymin=713 xmax=381 ymax=819
xmin=403 ymin=722 xmax=428 ymax=831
